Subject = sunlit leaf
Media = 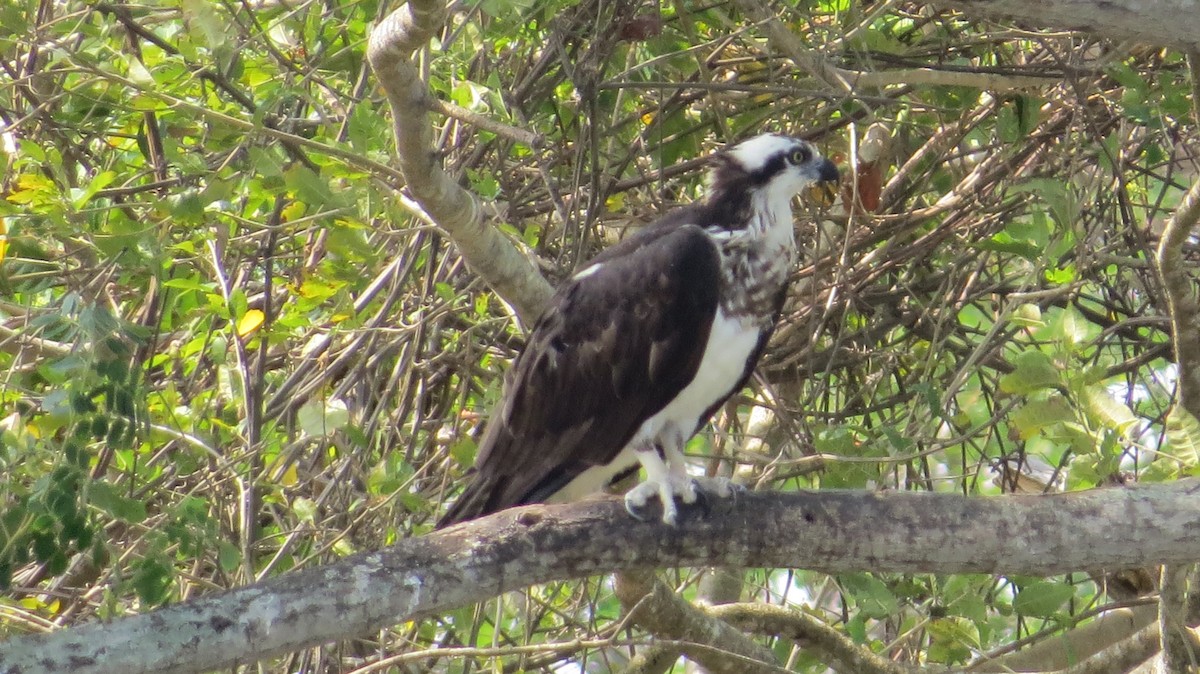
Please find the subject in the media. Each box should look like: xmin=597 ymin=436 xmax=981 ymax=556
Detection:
xmin=297 ymin=398 xmax=350 ymax=438
xmin=89 ymin=481 xmax=147 ymax=523
xmin=927 ymin=617 xmax=979 ymax=664
xmin=181 ymin=0 xmax=229 ymax=49
xmin=1165 ymin=407 xmax=1200 ymax=466
xmin=236 ymin=309 xmax=265 ymax=338
xmin=293 ymin=497 xmax=318 ymax=524
xmin=1000 ymin=351 xmax=1060 ymax=395
xmin=280 ymin=463 xmax=299 ymax=487
xmin=1081 ymin=385 xmax=1137 ymax=437
xmin=1011 ymin=395 xmax=1073 ymax=439
xmin=280 ymin=201 xmax=306 ymax=222
xmin=1011 ymin=303 xmax=1044 ymax=327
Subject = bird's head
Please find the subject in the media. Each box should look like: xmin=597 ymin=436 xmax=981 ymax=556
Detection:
xmin=709 ymin=133 xmax=840 ymax=204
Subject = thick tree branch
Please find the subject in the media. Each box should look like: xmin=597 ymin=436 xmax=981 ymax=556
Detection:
xmin=367 ymin=0 xmax=552 ymax=324
xmin=1158 ymin=565 xmax=1195 ymax=673
xmin=614 ymin=570 xmax=779 ymax=674
xmin=971 ymin=605 xmax=1159 ymax=672
xmin=733 ymin=0 xmax=1048 ymax=93
xmin=1061 ymin=626 xmax=1163 ymax=674
xmin=712 ymin=602 xmax=918 ymax=674
xmin=923 ymin=0 xmax=1200 ymax=52
xmin=5 ymin=483 xmax=1200 ymax=674
xmin=1152 ymin=52 xmax=1200 ymax=663
xmin=1156 ymin=173 xmax=1200 ymax=412
xmin=616 ymin=566 xmax=750 ymax=673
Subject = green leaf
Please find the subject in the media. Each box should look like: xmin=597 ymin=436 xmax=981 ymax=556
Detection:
xmin=1011 ymin=303 xmax=1044 ymax=328
xmin=997 ymin=104 xmax=1021 ymax=144
xmin=1165 ymin=407 xmax=1200 ymax=467
xmin=1013 ymin=581 xmax=1074 ymax=618
xmin=844 ymin=615 xmax=868 ymax=644
xmin=1045 ymin=265 xmax=1077 ymax=285
xmin=181 ymin=0 xmax=229 ymax=50
xmin=297 ymin=398 xmax=350 ymax=437
xmin=927 ymin=617 xmax=979 ymax=664
xmin=839 ymin=573 xmax=899 ymax=619
xmin=449 ymin=437 xmax=477 ymax=467
xmin=72 ymin=170 xmax=117 ymax=209
xmin=1011 ymin=178 xmax=1078 ymax=228
xmin=1011 ymin=394 xmax=1073 ymax=439
xmin=283 ymin=165 xmax=338 ymax=208
xmin=970 ymin=233 xmax=1043 ymax=260
xmin=1081 ymin=385 xmax=1137 ymax=437
xmin=1016 ymin=95 xmax=1041 ymax=135
xmin=1000 ymin=351 xmax=1060 ymax=395
xmin=1057 ymin=306 xmax=1089 ymax=346
xmin=133 ymin=555 xmax=173 ymax=605
xmin=292 ymin=497 xmax=318 ymax=524
xmin=89 ymin=481 xmax=148 ymax=522
xmin=217 ymin=541 xmax=241 ymax=573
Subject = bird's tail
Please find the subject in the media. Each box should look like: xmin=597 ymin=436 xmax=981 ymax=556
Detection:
xmin=435 ymin=475 xmax=498 ymax=529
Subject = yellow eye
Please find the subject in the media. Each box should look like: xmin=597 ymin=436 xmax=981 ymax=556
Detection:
xmin=789 ymin=148 xmax=810 ymax=165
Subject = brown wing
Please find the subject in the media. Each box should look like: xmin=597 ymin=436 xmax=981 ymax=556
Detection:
xmin=437 ymin=222 xmax=720 ymax=526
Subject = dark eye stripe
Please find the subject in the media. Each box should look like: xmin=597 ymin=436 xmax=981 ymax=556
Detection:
xmin=746 ymin=154 xmax=788 ymax=186
xmin=724 ymin=142 xmax=817 ymax=188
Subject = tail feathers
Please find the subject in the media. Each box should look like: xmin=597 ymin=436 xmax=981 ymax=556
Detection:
xmin=435 ymin=475 xmax=500 ymax=529
xmin=435 ymin=458 xmax=591 ymax=528
xmin=435 ymin=493 xmax=481 ymax=529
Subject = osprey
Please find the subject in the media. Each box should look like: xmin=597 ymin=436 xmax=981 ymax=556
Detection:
xmin=438 ymin=133 xmax=839 ymax=527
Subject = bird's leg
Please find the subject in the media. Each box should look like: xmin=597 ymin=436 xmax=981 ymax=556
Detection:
xmin=664 ymin=442 xmax=698 ymax=505
xmin=624 ymin=436 xmax=697 ymax=525
xmin=663 ymin=436 xmax=744 ymax=506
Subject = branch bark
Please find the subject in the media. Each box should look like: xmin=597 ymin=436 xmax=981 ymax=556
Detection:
xmin=734 ymin=0 xmax=1050 ymax=93
xmin=712 ymin=602 xmax=919 ymax=674
xmin=922 ymin=0 xmax=1200 ymax=52
xmin=1152 ymin=45 xmax=1200 ymax=664
xmin=367 ymin=0 xmax=552 ymax=324
xmin=1156 ymin=174 xmax=1200 ymax=413
xmin=614 ymin=570 xmax=780 ymax=674
xmin=971 ymin=606 xmax=1159 ymax=672
xmin=5 ymin=483 xmax=1200 ymax=674
xmin=1158 ymin=565 xmax=1195 ymax=673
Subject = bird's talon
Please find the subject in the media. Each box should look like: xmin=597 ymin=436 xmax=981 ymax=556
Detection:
xmin=624 ymin=502 xmax=652 ymax=522
xmin=698 ymin=476 xmax=742 ymax=499
xmin=679 ymin=479 xmax=699 ymax=505
xmin=624 ymin=483 xmax=658 ymax=522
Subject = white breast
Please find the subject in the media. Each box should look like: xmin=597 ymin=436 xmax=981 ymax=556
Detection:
xmin=546 ymin=309 xmax=762 ymax=503
xmin=635 ymin=308 xmax=761 ymax=446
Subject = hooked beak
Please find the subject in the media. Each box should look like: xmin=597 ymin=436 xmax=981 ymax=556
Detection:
xmin=806 ymin=158 xmax=841 ymax=206
xmin=815 ymin=157 xmax=840 ymax=184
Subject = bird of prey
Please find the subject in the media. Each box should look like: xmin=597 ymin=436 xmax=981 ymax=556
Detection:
xmin=438 ymin=133 xmax=839 ymax=527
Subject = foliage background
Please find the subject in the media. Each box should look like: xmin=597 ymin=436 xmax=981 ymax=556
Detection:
xmin=2 ymin=0 xmax=1197 ymax=671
